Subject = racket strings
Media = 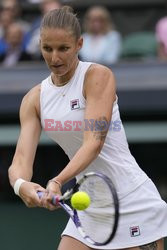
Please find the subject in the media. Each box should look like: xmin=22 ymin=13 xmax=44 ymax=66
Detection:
xmin=80 ymin=176 xmax=114 ymax=207
xmin=78 ymin=175 xmax=115 ymax=243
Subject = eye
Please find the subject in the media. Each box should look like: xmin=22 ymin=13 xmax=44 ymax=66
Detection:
xmin=59 ymin=46 xmax=70 ymax=52
xmin=43 ymin=46 xmax=52 ymax=52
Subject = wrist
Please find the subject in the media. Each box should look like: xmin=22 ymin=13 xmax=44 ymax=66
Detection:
xmin=47 ymin=179 xmax=62 ymax=189
xmin=14 ymin=178 xmax=26 ymax=196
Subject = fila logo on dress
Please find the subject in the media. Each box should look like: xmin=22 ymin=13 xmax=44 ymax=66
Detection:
xmin=70 ymin=99 xmax=80 ymax=110
xmin=130 ymin=226 xmax=140 ymax=237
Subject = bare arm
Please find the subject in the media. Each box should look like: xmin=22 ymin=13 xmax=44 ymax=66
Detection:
xmin=50 ymin=64 xmax=116 ymax=185
xmin=8 ymin=85 xmax=45 ymax=207
xmin=157 ymin=42 xmax=167 ymax=60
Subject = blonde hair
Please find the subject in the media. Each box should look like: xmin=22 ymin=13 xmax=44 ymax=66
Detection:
xmin=40 ymin=6 xmax=81 ymax=40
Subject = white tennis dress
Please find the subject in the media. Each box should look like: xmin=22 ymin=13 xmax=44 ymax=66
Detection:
xmin=40 ymin=61 xmax=167 ymax=249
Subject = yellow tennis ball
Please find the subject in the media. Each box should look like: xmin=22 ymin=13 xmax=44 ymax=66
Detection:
xmin=71 ymin=191 xmax=91 ymax=210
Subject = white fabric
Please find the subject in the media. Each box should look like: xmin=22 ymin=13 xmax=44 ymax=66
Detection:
xmin=40 ymin=61 xmax=148 ymax=200
xmin=62 ymin=179 xmax=167 ymax=249
xmin=40 ymin=61 xmax=167 ymax=248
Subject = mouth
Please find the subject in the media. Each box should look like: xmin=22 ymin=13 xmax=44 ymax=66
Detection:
xmin=51 ymin=64 xmax=64 ymax=69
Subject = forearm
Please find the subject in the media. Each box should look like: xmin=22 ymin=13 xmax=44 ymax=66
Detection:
xmin=8 ymin=128 xmax=40 ymax=187
xmin=8 ymin=159 xmax=33 ymax=187
xmin=54 ymin=142 xmax=100 ymax=185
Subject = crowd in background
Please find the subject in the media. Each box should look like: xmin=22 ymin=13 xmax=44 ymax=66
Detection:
xmin=0 ymin=0 xmax=167 ymax=67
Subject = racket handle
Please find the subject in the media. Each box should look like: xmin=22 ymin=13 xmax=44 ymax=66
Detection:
xmin=37 ymin=191 xmax=60 ymax=205
xmin=37 ymin=191 xmax=43 ymax=199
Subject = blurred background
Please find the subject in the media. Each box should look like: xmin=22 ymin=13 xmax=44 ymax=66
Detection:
xmin=0 ymin=0 xmax=167 ymax=249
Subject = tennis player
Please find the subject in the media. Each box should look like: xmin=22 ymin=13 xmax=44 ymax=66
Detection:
xmin=8 ymin=6 xmax=167 ymax=250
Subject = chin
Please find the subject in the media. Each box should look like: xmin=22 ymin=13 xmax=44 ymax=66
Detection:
xmin=50 ymin=67 xmax=67 ymax=76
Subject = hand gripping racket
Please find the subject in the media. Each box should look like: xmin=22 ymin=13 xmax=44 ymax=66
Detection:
xmin=37 ymin=171 xmax=119 ymax=246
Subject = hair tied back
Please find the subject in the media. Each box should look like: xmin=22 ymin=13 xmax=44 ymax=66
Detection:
xmin=61 ymin=5 xmax=74 ymax=14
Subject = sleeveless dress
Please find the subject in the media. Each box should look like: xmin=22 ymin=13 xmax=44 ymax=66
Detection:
xmin=40 ymin=61 xmax=167 ymax=249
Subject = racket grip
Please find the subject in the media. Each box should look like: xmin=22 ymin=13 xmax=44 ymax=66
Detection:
xmin=37 ymin=191 xmax=60 ymax=205
xmin=37 ymin=191 xmax=44 ymax=199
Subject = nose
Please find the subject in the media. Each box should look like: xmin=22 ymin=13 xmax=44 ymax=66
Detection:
xmin=51 ymin=50 xmax=59 ymax=63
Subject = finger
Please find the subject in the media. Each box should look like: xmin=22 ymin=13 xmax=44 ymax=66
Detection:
xmin=24 ymin=197 xmax=38 ymax=208
xmin=45 ymin=202 xmax=59 ymax=211
xmin=41 ymin=192 xmax=60 ymax=210
xmin=47 ymin=195 xmax=61 ymax=210
xmin=47 ymin=205 xmax=59 ymax=211
xmin=40 ymin=191 xmax=49 ymax=207
xmin=36 ymin=185 xmax=46 ymax=193
xmin=26 ymin=202 xmax=37 ymax=208
xmin=41 ymin=191 xmax=53 ymax=207
xmin=35 ymin=187 xmax=48 ymax=206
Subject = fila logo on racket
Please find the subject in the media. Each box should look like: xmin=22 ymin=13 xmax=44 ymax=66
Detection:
xmin=130 ymin=226 xmax=140 ymax=237
xmin=70 ymin=99 xmax=80 ymax=110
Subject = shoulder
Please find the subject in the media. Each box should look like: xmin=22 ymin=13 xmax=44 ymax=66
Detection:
xmin=22 ymin=84 xmax=40 ymax=102
xmin=21 ymin=84 xmax=41 ymax=115
xmin=84 ymin=64 xmax=116 ymax=97
xmin=85 ymin=63 xmax=115 ymax=84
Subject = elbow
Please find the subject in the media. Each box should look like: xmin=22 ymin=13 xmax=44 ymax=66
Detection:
xmin=8 ymin=163 xmax=19 ymax=187
xmin=8 ymin=165 xmax=14 ymax=187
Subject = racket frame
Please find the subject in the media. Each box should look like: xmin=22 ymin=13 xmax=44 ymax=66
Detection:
xmin=38 ymin=171 xmax=119 ymax=246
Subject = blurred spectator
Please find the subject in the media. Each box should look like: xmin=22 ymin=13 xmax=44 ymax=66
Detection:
xmin=79 ymin=6 xmax=122 ymax=65
xmin=0 ymin=0 xmax=30 ymax=37
xmin=0 ymin=6 xmax=13 ymax=39
xmin=0 ymin=22 xmax=32 ymax=67
xmin=155 ymin=17 xmax=167 ymax=60
xmin=26 ymin=0 xmax=42 ymax=3
xmin=24 ymin=0 xmax=62 ymax=60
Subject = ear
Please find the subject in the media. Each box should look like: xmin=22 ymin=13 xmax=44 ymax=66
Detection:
xmin=76 ymin=37 xmax=83 ymax=52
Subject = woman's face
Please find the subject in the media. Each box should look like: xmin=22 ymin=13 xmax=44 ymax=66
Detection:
xmin=87 ymin=9 xmax=109 ymax=35
xmin=40 ymin=28 xmax=83 ymax=79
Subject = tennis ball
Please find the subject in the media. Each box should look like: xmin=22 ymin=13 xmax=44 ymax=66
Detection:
xmin=71 ymin=191 xmax=91 ymax=210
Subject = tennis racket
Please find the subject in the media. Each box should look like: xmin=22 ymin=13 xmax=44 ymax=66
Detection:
xmin=37 ymin=171 xmax=119 ymax=246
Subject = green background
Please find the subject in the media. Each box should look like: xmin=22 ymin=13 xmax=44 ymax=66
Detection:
xmin=0 ymin=202 xmax=68 ymax=250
